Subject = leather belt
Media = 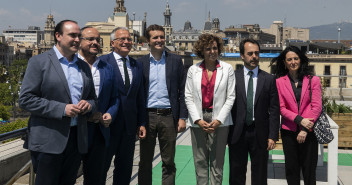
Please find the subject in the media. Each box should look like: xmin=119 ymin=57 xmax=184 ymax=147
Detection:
xmin=202 ymin=108 xmax=213 ymax=112
xmin=147 ymin=108 xmax=172 ymax=115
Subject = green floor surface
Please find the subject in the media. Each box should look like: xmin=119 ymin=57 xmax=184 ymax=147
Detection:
xmin=149 ymin=145 xmax=352 ymax=185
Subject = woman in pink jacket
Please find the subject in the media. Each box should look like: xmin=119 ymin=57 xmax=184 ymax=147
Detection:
xmin=271 ymin=46 xmax=322 ymax=185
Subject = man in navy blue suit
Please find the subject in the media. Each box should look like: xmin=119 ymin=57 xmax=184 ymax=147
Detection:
xmin=137 ymin=24 xmax=187 ymax=185
xmin=78 ymin=26 xmax=119 ymax=185
xmin=100 ymin=27 xmax=146 ymax=185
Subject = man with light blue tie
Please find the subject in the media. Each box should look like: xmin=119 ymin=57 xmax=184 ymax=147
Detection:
xmin=19 ymin=20 xmax=96 ymax=185
xmin=137 ymin=24 xmax=187 ymax=185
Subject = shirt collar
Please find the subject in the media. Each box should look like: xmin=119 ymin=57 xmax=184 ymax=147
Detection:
xmin=199 ymin=60 xmax=220 ymax=70
xmin=77 ymin=53 xmax=100 ymax=67
xmin=149 ymin=50 xmax=166 ymax=62
xmin=53 ymin=45 xmax=78 ymax=64
xmin=243 ymin=66 xmax=259 ymax=76
xmin=113 ymin=51 xmax=129 ymax=62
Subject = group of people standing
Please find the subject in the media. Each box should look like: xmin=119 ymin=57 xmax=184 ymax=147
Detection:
xmin=18 ymin=19 xmax=321 ymax=185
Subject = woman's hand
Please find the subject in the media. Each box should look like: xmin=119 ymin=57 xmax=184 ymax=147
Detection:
xmin=208 ymin=120 xmax=221 ymax=133
xmin=196 ymin=119 xmax=211 ymax=133
xmin=300 ymin=118 xmax=314 ymax=130
xmin=297 ymin=130 xmax=307 ymax=144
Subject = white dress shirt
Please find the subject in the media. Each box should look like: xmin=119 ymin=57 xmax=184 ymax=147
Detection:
xmin=78 ymin=54 xmax=101 ymax=97
xmin=113 ymin=52 xmax=133 ymax=85
xmin=243 ymin=66 xmax=258 ymax=121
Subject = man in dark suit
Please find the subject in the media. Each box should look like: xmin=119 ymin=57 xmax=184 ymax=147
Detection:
xmin=100 ymin=27 xmax=146 ymax=185
xmin=137 ymin=24 xmax=187 ymax=185
xmin=228 ymin=38 xmax=280 ymax=185
xmin=78 ymin=26 xmax=119 ymax=185
xmin=18 ymin=20 xmax=96 ymax=185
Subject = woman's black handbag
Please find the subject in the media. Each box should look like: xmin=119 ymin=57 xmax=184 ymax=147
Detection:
xmin=309 ymin=77 xmax=334 ymax=144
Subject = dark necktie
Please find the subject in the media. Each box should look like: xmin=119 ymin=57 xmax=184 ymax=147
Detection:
xmin=122 ymin=57 xmax=130 ymax=93
xmin=246 ymin=71 xmax=254 ymax=126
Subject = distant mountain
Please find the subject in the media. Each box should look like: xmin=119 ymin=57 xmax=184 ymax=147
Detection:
xmin=308 ymin=22 xmax=352 ymax=40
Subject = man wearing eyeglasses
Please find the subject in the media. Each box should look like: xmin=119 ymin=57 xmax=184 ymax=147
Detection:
xmin=19 ymin=20 xmax=96 ymax=185
xmin=100 ymin=27 xmax=146 ymax=185
xmin=228 ymin=38 xmax=280 ymax=185
xmin=78 ymin=26 xmax=119 ymax=185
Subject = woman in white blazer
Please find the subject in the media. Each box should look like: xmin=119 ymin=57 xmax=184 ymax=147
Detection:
xmin=185 ymin=34 xmax=236 ymax=185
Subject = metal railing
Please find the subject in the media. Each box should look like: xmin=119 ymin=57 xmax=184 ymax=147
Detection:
xmin=0 ymin=127 xmax=35 ymax=185
xmin=0 ymin=127 xmax=27 ymax=142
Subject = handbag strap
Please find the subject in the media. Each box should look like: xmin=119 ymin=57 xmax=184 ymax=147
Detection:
xmin=309 ymin=76 xmax=312 ymax=110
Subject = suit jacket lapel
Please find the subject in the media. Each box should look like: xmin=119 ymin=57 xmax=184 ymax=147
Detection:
xmin=195 ymin=66 xmax=203 ymax=101
xmin=109 ymin=53 xmax=125 ymax=95
xmin=98 ymin=61 xmax=105 ymax=96
xmin=300 ymin=76 xmax=309 ymax=107
xmin=254 ymin=69 xmax=264 ymax=106
xmin=77 ymin=60 xmax=88 ymax=99
xmin=214 ymin=63 xmax=223 ymax=93
xmin=237 ymin=69 xmax=246 ymax=105
xmin=165 ymin=52 xmax=172 ymax=95
xmin=48 ymin=50 xmax=71 ymax=101
xmin=143 ymin=55 xmax=150 ymax=93
xmin=283 ymin=75 xmax=297 ymax=104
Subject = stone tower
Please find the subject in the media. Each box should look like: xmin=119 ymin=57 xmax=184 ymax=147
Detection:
xmin=44 ymin=14 xmax=55 ymax=46
xmin=163 ymin=1 xmax=173 ymax=44
xmin=212 ymin=18 xmax=220 ymax=32
xmin=114 ymin=0 xmax=126 ymax=13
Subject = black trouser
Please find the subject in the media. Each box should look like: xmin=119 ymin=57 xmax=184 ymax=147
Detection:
xmin=229 ymin=124 xmax=269 ymax=185
xmin=138 ymin=111 xmax=177 ymax=185
xmin=82 ymin=123 xmax=107 ymax=185
xmin=281 ymin=129 xmax=318 ymax=185
xmin=31 ymin=126 xmax=82 ymax=185
xmin=102 ymin=118 xmax=136 ymax=185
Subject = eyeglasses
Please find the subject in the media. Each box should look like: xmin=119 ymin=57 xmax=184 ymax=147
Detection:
xmin=113 ymin=37 xmax=132 ymax=42
xmin=81 ymin=37 xmax=102 ymax=43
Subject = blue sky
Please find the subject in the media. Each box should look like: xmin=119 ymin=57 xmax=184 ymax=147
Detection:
xmin=0 ymin=0 xmax=351 ymax=33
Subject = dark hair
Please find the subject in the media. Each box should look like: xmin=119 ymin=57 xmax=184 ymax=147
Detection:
xmin=193 ymin=33 xmax=223 ymax=59
xmin=239 ymin=38 xmax=260 ymax=55
xmin=54 ymin=20 xmax=78 ymax=43
xmin=270 ymin=46 xmax=314 ymax=79
xmin=145 ymin=24 xmax=165 ymax=41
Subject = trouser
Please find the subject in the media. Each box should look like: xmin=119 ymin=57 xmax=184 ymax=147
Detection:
xmin=229 ymin=124 xmax=269 ymax=185
xmin=102 ymin=120 xmax=136 ymax=185
xmin=190 ymin=124 xmax=229 ymax=185
xmin=82 ymin=123 xmax=107 ymax=185
xmin=138 ymin=111 xmax=177 ymax=185
xmin=31 ymin=126 xmax=82 ymax=185
xmin=281 ymin=129 xmax=318 ymax=185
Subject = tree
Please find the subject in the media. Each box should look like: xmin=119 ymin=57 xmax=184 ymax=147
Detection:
xmin=0 ymin=103 xmax=10 ymax=120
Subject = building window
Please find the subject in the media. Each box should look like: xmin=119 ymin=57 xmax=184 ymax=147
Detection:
xmin=339 ymin=77 xmax=346 ymax=88
xmin=236 ymin=64 xmax=243 ymax=70
xmin=324 ymin=65 xmax=331 ymax=75
xmin=309 ymin=65 xmax=315 ymax=74
xmin=340 ymin=66 xmax=347 ymax=76
xmin=323 ymin=78 xmax=331 ymax=87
